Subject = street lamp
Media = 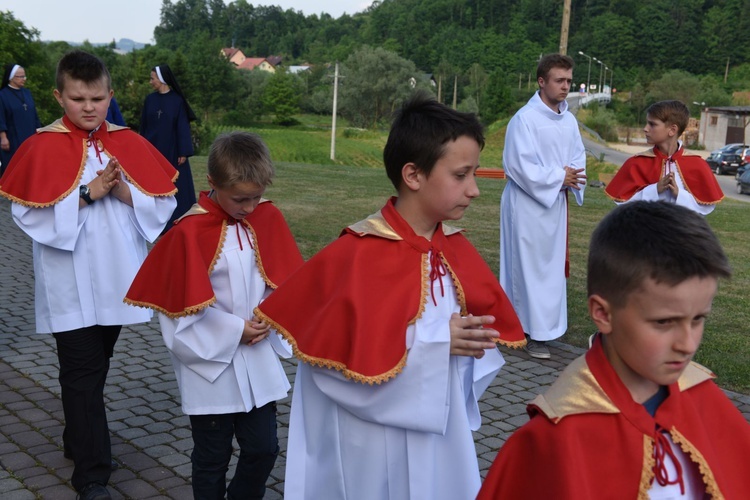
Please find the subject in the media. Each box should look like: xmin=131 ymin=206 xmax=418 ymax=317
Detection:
xmin=578 ymin=51 xmax=592 ymax=93
xmin=603 ymin=66 xmax=609 ymax=93
xmin=593 ymin=57 xmax=604 ymax=93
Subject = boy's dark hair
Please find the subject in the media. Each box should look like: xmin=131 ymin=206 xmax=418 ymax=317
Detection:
xmin=537 ymin=54 xmax=574 ymax=81
xmin=56 ymin=50 xmax=111 ymax=91
xmin=383 ymin=91 xmax=484 ymax=190
xmin=588 ymin=201 xmax=730 ymax=308
xmin=646 ymin=100 xmax=690 ymax=136
xmin=208 ymin=131 xmax=274 ymax=188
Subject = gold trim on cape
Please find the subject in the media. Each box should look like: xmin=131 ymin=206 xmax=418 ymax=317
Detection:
xmin=530 ymin=356 xmax=620 ymax=422
xmin=638 ymin=435 xmax=655 ymax=499
xmin=670 ymin=427 xmax=723 ymax=499
xmin=253 ymin=308 xmax=409 ymax=385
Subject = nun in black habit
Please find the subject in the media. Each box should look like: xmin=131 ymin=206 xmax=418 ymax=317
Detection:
xmin=140 ymin=64 xmax=197 ymax=229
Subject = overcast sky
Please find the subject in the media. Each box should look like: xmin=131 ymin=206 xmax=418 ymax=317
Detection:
xmin=4 ymin=0 xmax=373 ymax=44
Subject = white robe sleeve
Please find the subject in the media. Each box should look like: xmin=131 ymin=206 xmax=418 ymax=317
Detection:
xmin=159 ymin=308 xmax=244 ymax=383
xmin=615 ymin=172 xmax=715 ymax=215
xmin=674 ymin=188 xmax=715 ymax=215
xmin=11 ymin=192 xmax=84 ymax=251
xmin=503 ymin=114 xmax=568 ymax=209
xmin=311 ymin=316 xmax=452 ymax=434
xmin=569 ymin=126 xmax=587 ymax=207
xmin=129 ymin=186 xmax=178 ymax=242
xmin=309 ymin=285 xmax=505 ymax=435
xmin=503 ymin=114 xmax=565 ymax=208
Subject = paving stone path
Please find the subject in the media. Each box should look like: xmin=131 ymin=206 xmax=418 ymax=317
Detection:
xmin=1 ymin=197 xmax=748 ymax=499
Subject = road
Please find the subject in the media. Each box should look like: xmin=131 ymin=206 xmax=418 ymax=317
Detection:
xmin=582 ymin=137 xmax=749 ymax=203
xmin=582 ymin=136 xmax=631 ymax=166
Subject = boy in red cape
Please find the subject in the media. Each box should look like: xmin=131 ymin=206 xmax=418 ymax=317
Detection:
xmin=125 ymin=132 xmax=302 ymax=499
xmin=478 ymin=201 xmax=750 ymax=499
xmin=0 ymin=50 xmax=177 ymax=500
xmin=605 ymin=100 xmax=723 ymax=215
xmin=255 ymin=93 xmax=525 ymax=500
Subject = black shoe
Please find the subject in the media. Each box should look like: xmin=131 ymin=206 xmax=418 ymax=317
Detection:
xmin=64 ymin=451 xmax=120 ymax=470
xmin=77 ymin=483 xmax=111 ymax=500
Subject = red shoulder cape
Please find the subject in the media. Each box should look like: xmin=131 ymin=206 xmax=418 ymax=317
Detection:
xmin=125 ymin=192 xmax=303 ymax=317
xmin=478 ymin=335 xmax=750 ymax=499
xmin=605 ymin=146 xmax=723 ymax=205
xmin=0 ymin=115 xmax=177 ymax=207
xmin=255 ymin=197 xmax=525 ymax=385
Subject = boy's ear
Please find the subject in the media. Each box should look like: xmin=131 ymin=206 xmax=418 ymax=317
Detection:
xmin=53 ymin=89 xmax=63 ymax=108
xmin=588 ymin=294 xmax=613 ymax=335
xmin=401 ymin=162 xmax=422 ymax=192
xmin=206 ymin=175 xmax=216 ymax=190
xmin=667 ymin=122 xmax=679 ymax=137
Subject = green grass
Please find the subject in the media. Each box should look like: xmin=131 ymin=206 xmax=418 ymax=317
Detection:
xmin=188 ymin=134 xmax=750 ymax=394
xmin=207 ymin=124 xmax=387 ymax=168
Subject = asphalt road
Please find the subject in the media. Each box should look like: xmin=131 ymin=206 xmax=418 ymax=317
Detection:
xmin=582 ymin=137 xmax=749 ymax=203
xmin=582 ymin=136 xmax=632 ymax=167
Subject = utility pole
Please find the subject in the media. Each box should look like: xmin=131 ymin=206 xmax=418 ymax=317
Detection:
xmin=330 ymin=62 xmax=339 ymax=161
xmin=724 ymin=57 xmax=730 ymax=84
xmin=559 ymin=0 xmax=571 ymax=55
xmin=452 ymin=75 xmax=458 ymax=109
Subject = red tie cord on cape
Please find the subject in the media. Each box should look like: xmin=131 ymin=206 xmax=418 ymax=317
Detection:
xmin=87 ymin=137 xmax=104 ymax=164
xmin=652 ymin=426 xmax=685 ymax=494
xmin=429 ymin=249 xmax=446 ymax=306
xmin=230 ymin=219 xmax=254 ymax=251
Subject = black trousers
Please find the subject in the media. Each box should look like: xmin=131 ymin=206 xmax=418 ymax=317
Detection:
xmin=189 ymin=403 xmax=279 ymax=500
xmin=53 ymin=325 xmax=120 ymax=491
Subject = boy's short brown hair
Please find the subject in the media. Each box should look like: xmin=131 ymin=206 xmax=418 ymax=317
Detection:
xmin=646 ymin=100 xmax=690 ymax=136
xmin=207 ymin=131 xmax=274 ymax=188
xmin=588 ymin=201 xmax=730 ymax=308
xmin=383 ymin=91 xmax=484 ymax=190
xmin=56 ymin=50 xmax=111 ymax=91
xmin=537 ymin=54 xmax=574 ymax=81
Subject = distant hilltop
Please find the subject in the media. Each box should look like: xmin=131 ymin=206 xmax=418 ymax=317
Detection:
xmin=114 ymin=38 xmax=147 ymax=53
xmin=42 ymin=38 xmax=148 ymax=53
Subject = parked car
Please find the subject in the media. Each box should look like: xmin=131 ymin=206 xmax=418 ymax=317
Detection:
xmin=737 ymin=168 xmax=750 ymax=194
xmin=710 ymin=143 xmax=749 ymax=156
xmin=735 ymin=148 xmax=750 ymax=179
xmin=706 ymin=151 xmax=744 ymax=175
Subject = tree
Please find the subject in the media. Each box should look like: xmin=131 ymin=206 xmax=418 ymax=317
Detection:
xmin=466 ymin=63 xmax=488 ymax=112
xmin=646 ymin=70 xmax=702 ymax=107
xmin=0 ymin=11 xmax=56 ymax=124
xmin=262 ymin=70 xmax=302 ymax=125
xmin=482 ymin=70 xmax=513 ymax=123
xmin=339 ymin=46 xmax=421 ymax=128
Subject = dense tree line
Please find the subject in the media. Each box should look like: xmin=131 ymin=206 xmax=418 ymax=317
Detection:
xmin=153 ymin=0 xmax=750 ymax=89
xmin=2 ymin=0 xmax=749 ymax=140
xmin=150 ymin=0 xmax=750 ymax=123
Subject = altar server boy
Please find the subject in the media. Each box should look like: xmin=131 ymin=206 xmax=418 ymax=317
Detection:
xmin=0 ymin=50 xmax=177 ymax=499
xmin=126 ymin=131 xmax=303 ymax=499
xmin=478 ymin=201 xmax=750 ymax=499
xmin=255 ymin=93 xmax=525 ymax=500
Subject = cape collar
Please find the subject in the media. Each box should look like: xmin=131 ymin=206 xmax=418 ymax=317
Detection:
xmin=530 ymin=333 xmax=715 ymax=423
xmin=347 ymin=197 xmax=463 ymax=247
